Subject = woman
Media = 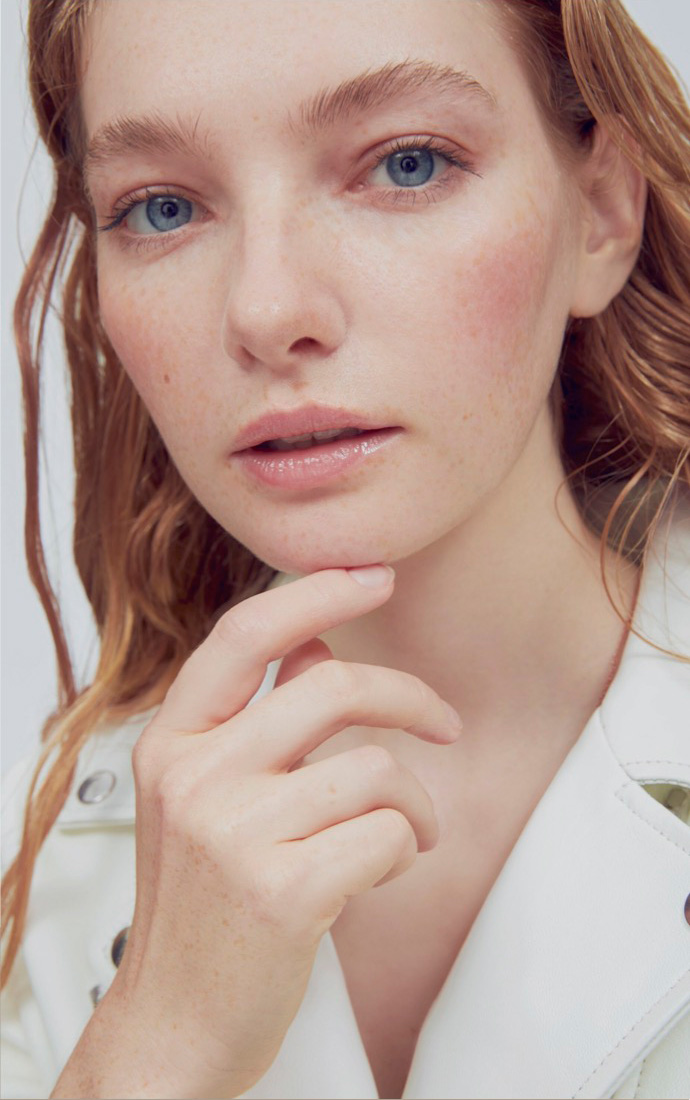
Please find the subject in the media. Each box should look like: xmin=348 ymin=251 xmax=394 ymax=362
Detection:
xmin=2 ymin=1 xmax=689 ymax=1097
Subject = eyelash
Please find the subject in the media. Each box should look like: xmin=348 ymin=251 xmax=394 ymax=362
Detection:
xmin=97 ymin=136 xmax=477 ymax=255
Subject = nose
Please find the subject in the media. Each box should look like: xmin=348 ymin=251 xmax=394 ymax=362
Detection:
xmin=221 ymin=200 xmax=347 ymax=372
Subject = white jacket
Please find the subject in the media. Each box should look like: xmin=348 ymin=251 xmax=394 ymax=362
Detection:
xmin=2 ymin=497 xmax=690 ymax=1100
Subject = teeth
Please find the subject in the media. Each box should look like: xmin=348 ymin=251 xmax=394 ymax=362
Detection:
xmin=312 ymin=428 xmax=360 ymax=441
xmin=262 ymin=428 xmax=365 ymax=451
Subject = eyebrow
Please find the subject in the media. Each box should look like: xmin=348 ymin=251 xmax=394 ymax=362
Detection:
xmin=288 ymin=58 xmax=497 ymax=138
xmin=83 ymin=58 xmax=496 ymax=193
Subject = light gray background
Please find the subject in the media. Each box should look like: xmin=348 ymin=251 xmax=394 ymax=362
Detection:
xmin=2 ymin=0 xmax=689 ymax=777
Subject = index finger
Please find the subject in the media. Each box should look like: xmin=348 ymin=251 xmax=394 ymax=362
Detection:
xmin=150 ymin=565 xmax=395 ymax=735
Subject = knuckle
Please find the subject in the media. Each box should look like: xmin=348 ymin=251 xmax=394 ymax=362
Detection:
xmin=131 ymin=729 xmax=161 ymax=788
xmin=246 ymin=857 xmax=303 ymax=923
xmin=212 ymin=602 xmax=271 ymax=653
xmin=378 ymin=807 xmax=414 ymax=844
xmin=310 ymin=658 xmax=361 ymax=701
xmin=405 ymin=671 xmax=435 ymax=712
xmin=155 ymin=765 xmax=227 ymax=846
xmin=355 ymin=743 xmax=399 ymax=780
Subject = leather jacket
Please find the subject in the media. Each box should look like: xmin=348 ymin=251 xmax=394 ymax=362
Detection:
xmin=2 ymin=496 xmax=689 ymax=1099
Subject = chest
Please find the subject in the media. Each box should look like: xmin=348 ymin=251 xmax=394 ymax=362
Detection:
xmin=303 ymin=727 xmax=571 ymax=1096
xmin=331 ymin=922 xmax=460 ymax=1098
xmin=329 ymin=835 xmax=508 ymax=1100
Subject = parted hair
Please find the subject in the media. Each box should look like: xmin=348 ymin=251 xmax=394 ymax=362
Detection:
xmin=2 ymin=0 xmax=689 ymax=989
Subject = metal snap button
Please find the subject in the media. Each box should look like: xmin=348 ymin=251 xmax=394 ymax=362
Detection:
xmin=685 ymin=893 xmax=690 ymax=927
xmin=77 ymin=770 xmax=116 ymax=804
xmin=111 ymin=926 xmax=130 ymax=968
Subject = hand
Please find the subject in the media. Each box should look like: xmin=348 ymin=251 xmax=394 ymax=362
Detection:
xmin=99 ymin=565 xmax=462 ymax=1098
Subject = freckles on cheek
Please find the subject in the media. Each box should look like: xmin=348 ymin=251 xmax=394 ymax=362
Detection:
xmin=462 ymin=229 xmax=549 ymax=363
xmin=447 ymin=221 xmax=561 ymax=416
xmin=98 ymin=281 xmax=201 ymax=418
xmin=422 ymin=207 xmax=571 ymax=477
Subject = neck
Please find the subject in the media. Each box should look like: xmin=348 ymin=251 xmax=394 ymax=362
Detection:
xmin=316 ymin=410 xmax=641 ymax=769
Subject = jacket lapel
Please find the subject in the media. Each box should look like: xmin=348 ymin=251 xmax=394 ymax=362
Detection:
xmin=402 ymin=707 xmax=690 ymax=1099
xmin=402 ymin=496 xmax=690 ymax=1099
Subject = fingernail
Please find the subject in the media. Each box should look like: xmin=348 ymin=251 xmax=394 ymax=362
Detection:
xmin=442 ymin=701 xmax=463 ymax=731
xmin=347 ymin=564 xmax=396 ymax=588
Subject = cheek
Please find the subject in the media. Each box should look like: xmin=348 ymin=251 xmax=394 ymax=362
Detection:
xmin=97 ymin=272 xmax=217 ymax=447
xmin=437 ymin=216 xmax=570 ymax=436
xmin=457 ymin=224 xmax=560 ymax=367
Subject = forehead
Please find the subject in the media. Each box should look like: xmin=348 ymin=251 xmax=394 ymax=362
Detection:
xmin=79 ymin=0 xmax=528 ymax=140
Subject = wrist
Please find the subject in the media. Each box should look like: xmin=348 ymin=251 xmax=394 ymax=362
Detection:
xmin=50 ymin=982 xmax=238 ymax=1099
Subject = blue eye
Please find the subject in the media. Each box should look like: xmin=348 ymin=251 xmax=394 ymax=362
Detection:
xmin=383 ymin=148 xmax=435 ymax=188
xmin=366 ymin=138 xmax=475 ymax=204
xmin=98 ymin=192 xmax=197 ymax=237
xmin=145 ymin=195 xmax=192 ymax=230
xmin=127 ymin=195 xmax=194 ymax=234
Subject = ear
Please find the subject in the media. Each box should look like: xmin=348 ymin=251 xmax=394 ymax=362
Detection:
xmin=569 ymin=118 xmax=648 ymax=319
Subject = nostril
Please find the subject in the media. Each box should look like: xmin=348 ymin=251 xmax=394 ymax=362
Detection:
xmin=289 ymin=336 xmax=319 ymax=353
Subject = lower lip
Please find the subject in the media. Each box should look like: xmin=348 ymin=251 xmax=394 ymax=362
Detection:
xmin=232 ymin=428 xmax=402 ymax=489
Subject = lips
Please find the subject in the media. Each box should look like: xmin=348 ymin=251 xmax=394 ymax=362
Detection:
xmin=232 ymin=427 xmax=403 ymax=489
xmin=232 ymin=403 xmax=396 ymax=453
xmin=255 ymin=427 xmax=365 ymax=451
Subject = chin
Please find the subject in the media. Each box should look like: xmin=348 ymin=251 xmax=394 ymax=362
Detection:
xmin=257 ymin=551 xmax=388 ymax=578
xmin=222 ymin=493 xmax=459 ymax=578
xmin=249 ymin=536 xmax=400 ymax=579
xmin=235 ymin=508 xmax=461 ymax=579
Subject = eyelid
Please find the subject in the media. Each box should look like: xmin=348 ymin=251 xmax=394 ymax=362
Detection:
xmin=368 ymin=133 xmax=473 ymax=166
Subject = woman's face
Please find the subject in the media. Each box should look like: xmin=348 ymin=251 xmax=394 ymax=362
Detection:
xmin=81 ymin=0 xmax=586 ymax=575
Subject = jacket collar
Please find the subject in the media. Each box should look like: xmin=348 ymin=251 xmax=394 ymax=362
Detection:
xmin=403 ymin=491 xmax=690 ymax=1098
xmin=250 ymin=493 xmax=690 ymax=1100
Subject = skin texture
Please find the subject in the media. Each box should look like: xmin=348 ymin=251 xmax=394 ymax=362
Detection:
xmin=78 ymin=5 xmax=647 ymax=1093
xmin=82 ymin=0 xmax=643 ymax=739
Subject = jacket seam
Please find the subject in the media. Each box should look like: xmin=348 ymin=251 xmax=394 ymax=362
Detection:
xmin=595 ymin=708 xmax=639 ymax=780
xmin=633 ymin=1055 xmax=650 ymax=1100
xmin=596 ymin=709 xmax=690 ymax=826
xmin=627 ymin=759 xmax=689 ymax=767
xmin=630 ymin=1060 xmax=644 ymax=1099
xmin=637 ymin=775 xmax=690 ymax=788
xmin=573 ymin=971 xmax=690 ymax=1098
xmin=613 ymin=786 xmax=690 ymax=857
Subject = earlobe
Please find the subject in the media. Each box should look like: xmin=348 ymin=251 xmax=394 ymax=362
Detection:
xmin=569 ymin=118 xmax=648 ymax=319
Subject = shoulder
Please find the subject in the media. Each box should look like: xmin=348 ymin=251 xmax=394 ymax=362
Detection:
xmin=1 ymin=709 xmax=154 ymax=868
xmin=2 ymin=753 xmax=42 ymax=875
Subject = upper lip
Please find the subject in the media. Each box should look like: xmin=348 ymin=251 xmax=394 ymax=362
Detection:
xmin=232 ymin=404 xmax=397 ymax=452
